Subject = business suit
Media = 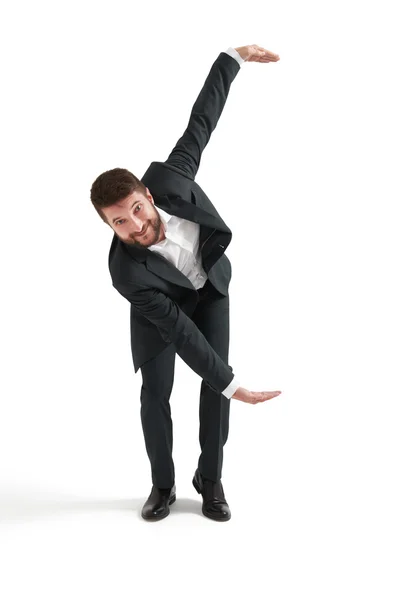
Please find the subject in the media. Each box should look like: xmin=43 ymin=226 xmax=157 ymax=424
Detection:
xmin=108 ymin=48 xmax=243 ymax=489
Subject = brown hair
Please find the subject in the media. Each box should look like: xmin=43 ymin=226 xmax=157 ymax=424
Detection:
xmin=90 ymin=168 xmax=147 ymax=224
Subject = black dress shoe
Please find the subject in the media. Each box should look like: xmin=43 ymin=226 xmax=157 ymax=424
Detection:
xmin=141 ymin=484 xmax=176 ymax=521
xmin=192 ymin=468 xmax=231 ymax=521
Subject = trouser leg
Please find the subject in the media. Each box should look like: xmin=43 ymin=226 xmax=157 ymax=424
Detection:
xmin=191 ymin=279 xmax=231 ymax=482
xmin=139 ymin=343 xmax=176 ymax=488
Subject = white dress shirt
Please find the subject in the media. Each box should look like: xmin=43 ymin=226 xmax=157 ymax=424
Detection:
xmin=147 ymin=47 xmax=243 ymax=400
xmin=223 ymin=46 xmax=246 ymax=65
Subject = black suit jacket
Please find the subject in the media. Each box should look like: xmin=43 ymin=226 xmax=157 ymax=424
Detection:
xmin=108 ymin=51 xmax=241 ymax=394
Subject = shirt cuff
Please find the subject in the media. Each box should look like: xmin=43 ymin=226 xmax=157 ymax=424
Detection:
xmin=221 ymin=376 xmax=241 ymax=399
xmin=223 ymin=46 xmax=245 ymax=66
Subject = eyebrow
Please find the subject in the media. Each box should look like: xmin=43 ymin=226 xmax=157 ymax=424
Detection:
xmin=112 ymin=200 xmax=141 ymax=224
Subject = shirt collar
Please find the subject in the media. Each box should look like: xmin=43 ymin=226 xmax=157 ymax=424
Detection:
xmin=156 ymin=205 xmax=174 ymax=228
xmin=146 ymin=205 xmax=174 ymax=250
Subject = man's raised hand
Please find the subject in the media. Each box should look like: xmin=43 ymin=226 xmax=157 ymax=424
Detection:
xmin=235 ymin=44 xmax=280 ymax=63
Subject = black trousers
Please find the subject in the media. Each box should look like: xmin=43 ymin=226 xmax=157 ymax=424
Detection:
xmin=139 ymin=278 xmax=231 ymax=488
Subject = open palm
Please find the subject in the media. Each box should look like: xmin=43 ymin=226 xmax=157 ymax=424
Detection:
xmin=235 ymin=44 xmax=280 ymax=63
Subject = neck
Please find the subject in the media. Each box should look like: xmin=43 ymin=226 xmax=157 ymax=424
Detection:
xmin=158 ymin=222 xmax=166 ymax=242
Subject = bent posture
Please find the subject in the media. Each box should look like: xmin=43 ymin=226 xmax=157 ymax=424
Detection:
xmin=90 ymin=43 xmax=281 ymax=522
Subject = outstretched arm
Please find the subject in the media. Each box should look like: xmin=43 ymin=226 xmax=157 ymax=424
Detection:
xmin=164 ymin=49 xmax=242 ymax=180
xmin=165 ymin=44 xmax=280 ymax=180
xmin=115 ymin=282 xmax=236 ymax=396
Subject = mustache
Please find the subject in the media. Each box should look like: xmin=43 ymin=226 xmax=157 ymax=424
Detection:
xmin=130 ymin=222 xmax=150 ymax=239
xmin=129 ymin=216 xmax=161 ymax=242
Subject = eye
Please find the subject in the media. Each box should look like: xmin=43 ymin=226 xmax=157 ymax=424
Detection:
xmin=115 ymin=204 xmax=141 ymax=226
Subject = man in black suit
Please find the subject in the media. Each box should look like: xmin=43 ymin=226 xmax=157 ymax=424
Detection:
xmin=90 ymin=44 xmax=281 ymax=522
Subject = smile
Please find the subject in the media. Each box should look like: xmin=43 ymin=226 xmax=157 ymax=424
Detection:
xmin=137 ymin=225 xmax=148 ymax=237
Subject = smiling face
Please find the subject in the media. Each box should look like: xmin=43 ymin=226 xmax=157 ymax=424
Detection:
xmin=102 ymin=187 xmax=166 ymax=248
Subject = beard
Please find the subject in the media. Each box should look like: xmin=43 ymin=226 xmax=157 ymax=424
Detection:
xmin=123 ymin=215 xmax=163 ymax=248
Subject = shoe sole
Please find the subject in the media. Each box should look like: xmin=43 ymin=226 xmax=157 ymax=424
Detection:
xmin=141 ymin=494 xmax=176 ymax=521
xmin=192 ymin=477 xmax=231 ymax=521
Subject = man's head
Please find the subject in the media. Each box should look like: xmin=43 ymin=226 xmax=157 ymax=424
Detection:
xmin=90 ymin=168 xmax=165 ymax=248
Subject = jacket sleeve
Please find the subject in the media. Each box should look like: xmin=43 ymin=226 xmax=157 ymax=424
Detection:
xmin=165 ymin=51 xmax=241 ymax=180
xmin=115 ymin=282 xmax=235 ymax=394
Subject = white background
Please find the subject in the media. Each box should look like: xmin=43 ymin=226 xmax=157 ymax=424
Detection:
xmin=1 ymin=0 xmax=399 ymax=598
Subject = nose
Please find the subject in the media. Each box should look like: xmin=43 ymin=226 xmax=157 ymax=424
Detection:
xmin=130 ymin=215 xmax=145 ymax=234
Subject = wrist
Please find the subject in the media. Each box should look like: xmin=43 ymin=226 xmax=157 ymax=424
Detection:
xmin=234 ymin=46 xmax=248 ymax=61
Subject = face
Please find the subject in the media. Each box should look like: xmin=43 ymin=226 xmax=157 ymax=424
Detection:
xmin=102 ymin=187 xmax=165 ymax=248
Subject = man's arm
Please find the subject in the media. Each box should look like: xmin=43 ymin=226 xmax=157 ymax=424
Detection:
xmin=115 ymin=282 xmax=237 ymax=396
xmin=223 ymin=46 xmax=246 ymax=66
xmin=165 ymin=49 xmax=242 ymax=180
xmin=222 ymin=375 xmax=241 ymax=399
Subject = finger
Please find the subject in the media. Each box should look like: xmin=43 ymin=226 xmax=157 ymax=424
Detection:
xmin=250 ymin=45 xmax=269 ymax=56
xmin=259 ymin=50 xmax=280 ymax=60
xmin=248 ymin=55 xmax=279 ymax=64
xmin=260 ymin=48 xmax=280 ymax=58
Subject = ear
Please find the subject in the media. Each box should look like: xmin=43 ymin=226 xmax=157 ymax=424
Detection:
xmin=146 ymin=187 xmax=154 ymax=204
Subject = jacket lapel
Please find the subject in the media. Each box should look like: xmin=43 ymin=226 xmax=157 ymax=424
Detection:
xmin=123 ymin=192 xmax=231 ymax=291
xmin=154 ymin=191 xmax=230 ymax=233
